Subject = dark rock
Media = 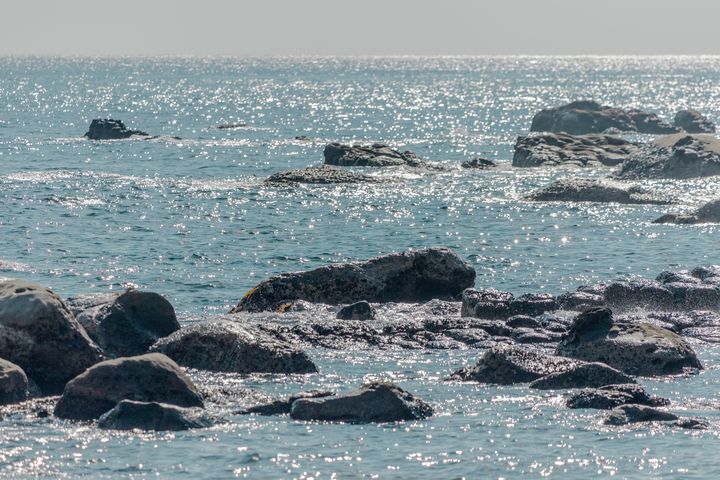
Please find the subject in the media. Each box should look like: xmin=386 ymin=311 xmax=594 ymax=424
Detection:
xmin=604 ymin=279 xmax=675 ymax=312
xmin=0 ymin=280 xmax=103 ymax=394
xmin=653 ymin=198 xmax=720 ymax=224
xmin=215 ymin=123 xmax=247 ymax=129
xmin=290 ymin=382 xmax=432 ymax=423
xmin=567 ymin=384 xmax=669 ymax=409
xmin=529 ymin=362 xmax=635 ymax=390
xmin=526 ymin=178 xmax=672 ymax=205
xmin=84 ymin=119 xmax=149 ymax=140
xmin=150 ymin=321 xmax=317 ymax=374
xmin=337 ymin=301 xmax=376 ymax=320
xmin=97 ymin=400 xmax=212 ymax=431
xmin=557 ymin=291 xmax=606 ymax=311
xmin=461 ymin=289 xmax=556 ymax=319
xmin=239 ymin=391 xmax=334 ymax=415
xmin=510 ymin=293 xmax=558 ymax=316
xmin=513 ymin=133 xmax=639 ymax=168
xmin=231 ymin=247 xmax=475 ymax=313
xmin=323 ymin=142 xmax=424 ymax=167
xmin=675 ymin=417 xmax=710 ymax=430
xmin=66 ymin=289 xmax=180 ymax=357
xmin=691 ymin=265 xmax=720 ymax=281
xmin=665 ymin=282 xmax=720 ymax=310
xmin=54 ymin=353 xmax=204 ymax=420
xmin=616 ymin=134 xmax=720 ymax=179
xmin=506 ymin=315 xmax=541 ymax=329
xmin=673 ymin=109 xmax=715 ymax=134
xmin=265 ymin=166 xmax=385 ymax=185
xmin=461 ymin=158 xmax=497 ymax=169
xmin=656 ymin=270 xmax=699 ymax=284
xmin=605 ymin=404 xmax=679 ymax=426
xmin=0 ymin=358 xmax=28 ymax=405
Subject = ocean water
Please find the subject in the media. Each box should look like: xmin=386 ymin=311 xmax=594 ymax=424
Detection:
xmin=1 ymin=56 xmax=720 ymax=478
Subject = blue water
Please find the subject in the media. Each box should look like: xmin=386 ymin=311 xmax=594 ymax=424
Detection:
xmin=1 ymin=56 xmax=720 ymax=478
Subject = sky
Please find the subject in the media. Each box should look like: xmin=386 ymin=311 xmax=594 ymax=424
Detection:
xmin=2 ymin=0 xmax=720 ymax=56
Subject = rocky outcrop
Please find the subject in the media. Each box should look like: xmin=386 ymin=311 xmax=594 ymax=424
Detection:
xmin=336 ymin=301 xmax=376 ymax=320
xmin=567 ymin=384 xmax=669 ymax=409
xmin=290 ymin=382 xmax=432 ymax=423
xmin=604 ymin=404 xmax=678 ymax=426
xmin=526 ymin=178 xmax=672 ymax=205
xmin=265 ymin=166 xmax=385 ymax=185
xmin=461 ymin=288 xmax=557 ymax=320
xmin=557 ymin=307 xmax=702 ymax=376
xmin=674 ymin=109 xmax=715 ymax=134
xmin=616 ymin=134 xmax=720 ymax=179
xmin=66 ymin=289 xmax=180 ymax=357
xmin=0 ymin=280 xmax=103 ymax=394
xmin=530 ymin=101 xmax=679 ymax=135
xmin=654 ymin=198 xmax=720 ymax=224
xmin=239 ymin=391 xmax=333 ymax=415
xmin=231 ymin=248 xmax=476 ymax=313
xmin=98 ymin=400 xmax=212 ymax=431
xmin=461 ymin=158 xmax=497 ymax=169
xmin=323 ymin=143 xmax=424 ymax=167
xmin=0 ymin=359 xmax=28 ymax=405
xmin=513 ymin=133 xmax=639 ymax=168
xmin=149 ymin=321 xmax=317 ymax=374
xmin=528 ymin=362 xmax=635 ymax=390
xmin=54 ymin=353 xmax=203 ymax=420
xmin=84 ymin=119 xmax=149 ymax=140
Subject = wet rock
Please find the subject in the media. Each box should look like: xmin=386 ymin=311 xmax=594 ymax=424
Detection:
xmin=232 ymin=247 xmax=475 ymax=313
xmin=616 ymin=134 xmax=720 ymax=179
xmin=557 ymin=291 xmax=606 ymax=311
xmin=84 ymin=119 xmax=149 ymax=140
xmin=665 ymin=282 xmax=720 ymax=310
xmin=150 ymin=321 xmax=317 ymax=374
xmin=337 ymin=301 xmax=376 ymax=320
xmin=526 ymin=178 xmax=672 ymax=205
xmin=461 ymin=158 xmax=497 ymax=169
xmin=653 ymin=198 xmax=720 ymax=224
xmin=604 ymin=279 xmax=675 ymax=312
xmin=673 ymin=109 xmax=715 ymax=134
xmin=66 ymin=289 xmax=180 ymax=357
xmin=604 ymin=404 xmax=679 ymax=426
xmin=215 ymin=122 xmax=247 ymax=129
xmin=323 ymin=142 xmax=424 ymax=167
xmin=656 ymin=270 xmax=699 ymax=285
xmin=290 ymin=382 xmax=432 ymax=423
xmin=691 ymin=265 xmax=720 ymax=281
xmin=0 ymin=280 xmax=103 ymax=394
xmin=530 ymin=100 xmax=679 ymax=135
xmin=675 ymin=417 xmax=710 ymax=430
xmin=239 ymin=391 xmax=334 ymax=415
xmin=510 ymin=293 xmax=558 ymax=317
xmin=265 ymin=166 xmax=385 ymax=185
xmin=506 ymin=315 xmax=541 ymax=329
xmin=461 ymin=289 xmax=556 ymax=319
xmin=567 ymin=384 xmax=669 ymax=409
xmin=529 ymin=362 xmax=635 ymax=390
xmin=513 ymin=133 xmax=639 ymax=168
xmin=0 ymin=358 xmax=28 ymax=405
xmin=97 ymin=400 xmax=213 ymax=431
xmin=54 ymin=353 xmax=204 ymax=420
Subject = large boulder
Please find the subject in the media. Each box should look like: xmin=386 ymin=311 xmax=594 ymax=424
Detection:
xmin=557 ymin=307 xmax=702 ymax=376
xmin=290 ymin=382 xmax=432 ymax=423
xmin=461 ymin=288 xmax=557 ymax=319
xmin=616 ymin=134 xmax=720 ymax=179
xmin=66 ymin=289 xmax=180 ymax=357
xmin=513 ymin=133 xmax=639 ymax=168
xmin=323 ymin=143 xmax=424 ymax=167
xmin=0 ymin=358 xmax=28 ymax=405
xmin=150 ymin=321 xmax=317 ymax=374
xmin=528 ymin=362 xmax=635 ymax=390
xmin=265 ymin=166 xmax=385 ymax=185
xmin=530 ymin=101 xmax=679 ymax=135
xmin=654 ymin=198 xmax=720 ymax=224
xmin=567 ymin=384 xmax=669 ymax=409
xmin=526 ymin=178 xmax=672 ymax=205
xmin=673 ymin=109 xmax=715 ymax=134
xmin=97 ymin=400 xmax=212 ymax=431
xmin=54 ymin=353 xmax=204 ymax=420
xmin=84 ymin=119 xmax=149 ymax=140
xmin=0 ymin=280 xmax=103 ymax=394
xmin=231 ymin=248 xmax=476 ymax=313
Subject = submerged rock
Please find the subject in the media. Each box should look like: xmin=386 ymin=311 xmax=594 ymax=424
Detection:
xmin=84 ymin=119 xmax=149 ymax=140
xmin=528 ymin=362 xmax=635 ymax=390
xmin=526 ymin=178 xmax=672 ymax=205
xmin=461 ymin=158 xmax=497 ymax=169
xmin=290 ymin=382 xmax=432 ymax=423
xmin=567 ymin=384 xmax=669 ymax=409
xmin=0 ymin=280 xmax=103 ymax=394
xmin=215 ymin=122 xmax=247 ymax=129
xmin=150 ymin=321 xmax=317 ymax=374
xmin=54 ymin=353 xmax=204 ymax=420
xmin=336 ymin=301 xmax=376 ymax=320
xmin=98 ymin=400 xmax=212 ymax=431
xmin=616 ymin=134 xmax=720 ymax=179
xmin=513 ymin=133 xmax=638 ymax=168
xmin=653 ymin=198 xmax=720 ymax=224
xmin=0 ymin=358 xmax=28 ymax=405
xmin=239 ymin=391 xmax=334 ymax=415
xmin=673 ymin=109 xmax=715 ymax=134
xmin=265 ymin=166 xmax=385 ymax=185
xmin=231 ymin=247 xmax=476 ymax=313
xmin=604 ymin=404 xmax=678 ymax=426
xmin=324 ymin=142 xmax=424 ymax=167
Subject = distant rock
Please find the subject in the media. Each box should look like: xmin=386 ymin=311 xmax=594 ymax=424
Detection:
xmin=265 ymin=166 xmax=385 ymax=185
xmin=231 ymin=247 xmax=476 ymax=313
xmin=239 ymin=391 xmax=334 ymax=415
xmin=0 ymin=358 xmax=28 ymax=405
xmin=567 ymin=384 xmax=669 ymax=409
xmin=84 ymin=119 xmax=149 ymax=140
xmin=526 ymin=178 xmax=672 ymax=205
xmin=290 ymin=382 xmax=432 ymax=423
xmin=654 ymin=198 xmax=720 ymax=224
xmin=528 ymin=362 xmax=635 ymax=390
xmin=604 ymin=404 xmax=678 ymax=426
xmin=673 ymin=109 xmax=715 ymax=133
xmin=323 ymin=143 xmax=424 ymax=167
xmin=215 ymin=123 xmax=247 ymax=129
xmin=461 ymin=158 xmax=497 ymax=169
xmin=336 ymin=301 xmax=376 ymax=320
xmin=98 ymin=400 xmax=213 ymax=431
xmin=616 ymin=134 xmax=720 ymax=179
xmin=513 ymin=133 xmax=639 ymax=168
xmin=530 ymin=100 xmax=679 ymax=135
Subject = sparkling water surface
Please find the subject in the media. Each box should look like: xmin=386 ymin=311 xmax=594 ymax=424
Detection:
xmin=1 ymin=56 xmax=720 ymax=478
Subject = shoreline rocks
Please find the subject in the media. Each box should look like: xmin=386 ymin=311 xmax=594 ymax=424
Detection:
xmin=616 ymin=134 xmax=720 ymax=179
xmin=526 ymin=178 xmax=672 ymax=205
xmin=323 ymin=143 xmax=424 ymax=167
xmin=513 ymin=133 xmax=638 ymax=168
xmin=265 ymin=166 xmax=385 ymax=185
xmin=654 ymin=198 xmax=720 ymax=224
xmin=84 ymin=119 xmax=149 ymax=140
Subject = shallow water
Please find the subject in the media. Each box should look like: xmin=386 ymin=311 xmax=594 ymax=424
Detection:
xmin=1 ymin=56 xmax=720 ymax=478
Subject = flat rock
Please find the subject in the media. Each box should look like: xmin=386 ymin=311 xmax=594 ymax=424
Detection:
xmin=604 ymin=404 xmax=678 ymax=426
xmin=323 ymin=142 xmax=424 ymax=167
xmin=239 ymin=391 xmax=333 ymax=415
xmin=674 ymin=109 xmax=715 ymax=134
xmin=513 ymin=133 xmax=639 ymax=168
xmin=567 ymin=384 xmax=670 ymax=409
xmin=604 ymin=279 xmax=675 ymax=312
xmin=654 ymin=198 xmax=720 ymax=224
xmin=529 ymin=362 xmax=635 ymax=390
xmin=265 ymin=166 xmax=385 ymax=185
xmin=616 ymin=134 xmax=720 ymax=179
xmin=0 ymin=358 xmax=28 ymax=405
xmin=526 ymin=178 xmax=672 ymax=205
xmin=97 ymin=400 xmax=213 ymax=431
xmin=557 ymin=291 xmax=606 ymax=311
xmin=461 ymin=288 xmax=557 ymax=319
xmin=336 ymin=301 xmax=376 ymax=320
xmin=84 ymin=119 xmax=149 ymax=140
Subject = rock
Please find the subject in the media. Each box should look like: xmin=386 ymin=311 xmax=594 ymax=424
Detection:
xmin=323 ymin=142 xmax=424 ymax=167
xmin=557 ymin=308 xmax=702 ymax=376
xmin=656 ymin=270 xmax=699 ymax=284
xmin=529 ymin=362 xmax=635 ymax=390
xmin=530 ymin=100 xmax=679 ymax=135
xmin=513 ymin=133 xmax=639 ymax=168
xmin=0 ymin=280 xmax=103 ymax=394
xmin=675 ymin=418 xmax=710 ymax=430
xmin=150 ymin=321 xmax=317 ymax=374
xmin=510 ymin=293 xmax=558 ymax=316
xmin=239 ymin=391 xmax=334 ymax=415
xmin=665 ymin=282 xmax=720 ymax=310
xmin=84 ymin=119 xmax=149 ymax=140
xmin=231 ymin=247 xmax=475 ymax=313
xmin=461 ymin=158 xmax=497 ymax=169
xmin=526 ymin=178 xmax=672 ymax=205
xmin=66 ymin=289 xmax=180 ymax=357
xmin=97 ymin=400 xmax=212 ymax=431
xmin=0 ymin=359 xmax=28 ymax=405
xmin=461 ymin=289 xmax=556 ymax=319
xmin=337 ymin=301 xmax=376 ymax=320
xmin=616 ymin=134 xmax=720 ymax=179
xmin=448 ymin=344 xmax=579 ymax=384
xmin=54 ymin=353 xmax=203 ymax=420
xmin=604 ymin=404 xmax=678 ymax=426
xmin=215 ymin=123 xmax=247 ymax=129
xmin=265 ymin=166 xmax=385 ymax=185
xmin=674 ymin=109 xmax=715 ymax=133
xmin=604 ymin=279 xmax=675 ymax=312
xmin=653 ymin=198 xmax=720 ymax=224
xmin=557 ymin=291 xmax=606 ymax=311
xmin=691 ymin=265 xmax=720 ymax=281
xmin=567 ymin=384 xmax=669 ymax=409
xmin=290 ymin=382 xmax=432 ymax=423
xmin=506 ymin=315 xmax=541 ymax=329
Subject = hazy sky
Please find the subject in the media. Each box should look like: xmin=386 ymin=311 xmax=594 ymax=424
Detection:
xmin=2 ymin=0 xmax=720 ymax=56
